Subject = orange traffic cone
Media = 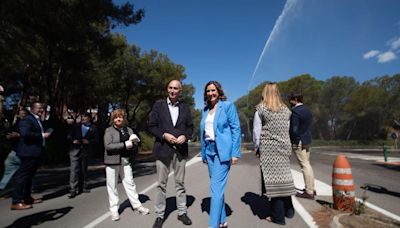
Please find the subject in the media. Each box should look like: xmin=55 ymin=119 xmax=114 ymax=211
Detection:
xmin=332 ymin=154 xmax=355 ymax=212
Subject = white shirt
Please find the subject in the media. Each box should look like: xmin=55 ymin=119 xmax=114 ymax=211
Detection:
xmin=252 ymin=111 xmax=261 ymax=148
xmin=204 ymin=111 xmax=216 ymax=141
xmin=167 ymin=97 xmax=179 ymax=126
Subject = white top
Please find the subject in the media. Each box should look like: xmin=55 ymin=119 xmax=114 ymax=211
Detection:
xmin=204 ymin=111 xmax=216 ymax=141
xmin=167 ymin=97 xmax=179 ymax=126
xmin=252 ymin=111 xmax=262 ymax=148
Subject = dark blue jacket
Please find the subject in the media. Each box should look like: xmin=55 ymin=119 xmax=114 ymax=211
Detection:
xmin=16 ymin=113 xmax=44 ymax=157
xmin=289 ymin=104 xmax=313 ymax=146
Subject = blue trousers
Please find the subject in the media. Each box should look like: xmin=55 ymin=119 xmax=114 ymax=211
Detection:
xmin=0 ymin=151 xmax=21 ymax=190
xmin=205 ymin=141 xmax=231 ymax=228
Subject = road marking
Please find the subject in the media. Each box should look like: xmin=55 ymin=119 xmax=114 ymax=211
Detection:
xmin=291 ymin=169 xmax=400 ymax=223
xmin=83 ymin=153 xmax=203 ymax=228
xmin=292 ymin=197 xmax=318 ymax=228
xmin=319 ymin=152 xmax=400 ymax=163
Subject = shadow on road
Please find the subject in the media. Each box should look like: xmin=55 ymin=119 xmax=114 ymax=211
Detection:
xmin=119 ymin=194 xmax=151 ymax=214
xmin=200 ymin=197 xmax=233 ymax=216
xmin=373 ymin=163 xmax=400 ymax=171
xmin=5 ymin=206 xmax=73 ymax=228
xmin=241 ymin=192 xmax=270 ymax=219
xmin=362 ymin=184 xmax=400 ymax=198
xmin=163 ymin=195 xmax=195 ymax=221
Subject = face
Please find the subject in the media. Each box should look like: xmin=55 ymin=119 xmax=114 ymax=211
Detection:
xmin=31 ymin=103 xmax=44 ymax=116
xmin=289 ymin=99 xmax=297 ymax=107
xmin=81 ymin=115 xmax=90 ymax=124
xmin=206 ymin=84 xmax=219 ymax=104
xmin=167 ymin=80 xmax=181 ymax=102
xmin=18 ymin=110 xmax=27 ymax=119
xmin=113 ymin=115 xmax=124 ymax=127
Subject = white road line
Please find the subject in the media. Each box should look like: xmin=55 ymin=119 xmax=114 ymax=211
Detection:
xmin=291 ymin=169 xmax=400 ymax=223
xmin=319 ymin=152 xmax=400 ymax=162
xmin=292 ymin=197 xmax=318 ymax=228
xmin=83 ymin=153 xmax=203 ymax=228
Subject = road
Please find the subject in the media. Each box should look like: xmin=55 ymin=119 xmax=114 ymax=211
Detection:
xmin=0 ymin=144 xmax=399 ymax=227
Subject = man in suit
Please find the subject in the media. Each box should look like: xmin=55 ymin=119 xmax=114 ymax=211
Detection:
xmin=11 ymin=102 xmax=50 ymax=210
xmin=289 ymin=93 xmax=315 ymax=200
xmin=148 ymin=80 xmax=193 ymax=228
xmin=67 ymin=112 xmax=99 ymax=198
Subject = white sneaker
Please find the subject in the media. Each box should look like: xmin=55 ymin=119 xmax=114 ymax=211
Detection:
xmin=135 ymin=206 xmax=150 ymax=215
xmin=111 ymin=212 xmax=120 ymax=221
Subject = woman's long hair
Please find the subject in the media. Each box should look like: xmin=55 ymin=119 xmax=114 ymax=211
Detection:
xmin=260 ymin=83 xmax=286 ymax=112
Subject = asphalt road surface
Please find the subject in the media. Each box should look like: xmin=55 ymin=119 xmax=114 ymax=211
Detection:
xmin=0 ymin=144 xmax=399 ymax=227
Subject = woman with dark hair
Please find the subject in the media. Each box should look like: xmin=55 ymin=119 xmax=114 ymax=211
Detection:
xmin=200 ymin=81 xmax=241 ymax=228
xmin=253 ymin=83 xmax=296 ymax=225
xmin=104 ymin=109 xmax=149 ymax=221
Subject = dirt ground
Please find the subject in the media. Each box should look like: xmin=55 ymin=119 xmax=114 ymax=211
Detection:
xmin=312 ymin=206 xmax=400 ymax=227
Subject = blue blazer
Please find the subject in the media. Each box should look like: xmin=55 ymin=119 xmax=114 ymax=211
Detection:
xmin=16 ymin=113 xmax=44 ymax=157
xmin=289 ymin=104 xmax=313 ymax=145
xmin=200 ymin=101 xmax=241 ymax=162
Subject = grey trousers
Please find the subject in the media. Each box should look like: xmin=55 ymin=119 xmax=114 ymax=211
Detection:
xmin=69 ymin=149 xmax=88 ymax=193
xmin=155 ymin=152 xmax=187 ymax=218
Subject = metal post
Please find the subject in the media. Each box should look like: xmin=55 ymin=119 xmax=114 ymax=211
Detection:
xmin=383 ymin=144 xmax=388 ymax=162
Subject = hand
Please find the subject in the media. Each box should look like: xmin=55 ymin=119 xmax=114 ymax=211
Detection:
xmin=81 ymin=139 xmax=89 ymax=145
xmin=163 ymin=133 xmax=177 ymax=144
xmin=125 ymin=140 xmax=133 ymax=149
xmin=6 ymin=132 xmax=19 ymax=139
xmin=175 ymin=135 xmax=186 ymax=144
xmin=129 ymin=134 xmax=140 ymax=143
xmin=72 ymin=140 xmax=80 ymax=145
xmin=231 ymin=157 xmax=239 ymax=165
xmin=43 ymin=132 xmax=51 ymax=139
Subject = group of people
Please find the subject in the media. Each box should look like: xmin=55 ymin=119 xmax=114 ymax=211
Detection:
xmin=252 ymin=82 xmax=315 ymax=225
xmin=2 ymin=79 xmax=315 ymax=228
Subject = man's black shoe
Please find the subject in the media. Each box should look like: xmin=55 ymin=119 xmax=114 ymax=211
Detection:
xmin=68 ymin=192 xmax=77 ymax=199
xmin=152 ymin=217 xmax=163 ymax=228
xmin=178 ymin=213 xmax=192 ymax=225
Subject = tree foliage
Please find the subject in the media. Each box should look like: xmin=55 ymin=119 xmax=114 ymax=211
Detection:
xmin=237 ymin=74 xmax=400 ymax=142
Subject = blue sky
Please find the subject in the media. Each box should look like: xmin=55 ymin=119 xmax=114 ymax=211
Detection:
xmin=114 ymin=0 xmax=400 ymax=109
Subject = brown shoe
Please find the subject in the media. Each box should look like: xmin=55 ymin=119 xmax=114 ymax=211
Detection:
xmin=302 ymin=189 xmax=317 ymax=195
xmin=10 ymin=203 xmax=33 ymax=210
xmin=296 ymin=191 xmax=314 ymax=200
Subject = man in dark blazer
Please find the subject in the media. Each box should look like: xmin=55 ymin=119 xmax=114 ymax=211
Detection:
xmin=67 ymin=112 xmax=99 ymax=198
xmin=289 ymin=93 xmax=315 ymax=200
xmin=149 ymin=80 xmax=193 ymax=228
xmin=11 ymin=102 xmax=50 ymax=210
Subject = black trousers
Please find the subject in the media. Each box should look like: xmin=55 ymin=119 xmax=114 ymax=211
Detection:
xmin=270 ymin=196 xmax=294 ymax=225
xmin=12 ymin=157 xmax=40 ymax=204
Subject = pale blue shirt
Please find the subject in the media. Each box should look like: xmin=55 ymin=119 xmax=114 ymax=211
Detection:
xmin=31 ymin=112 xmax=45 ymax=146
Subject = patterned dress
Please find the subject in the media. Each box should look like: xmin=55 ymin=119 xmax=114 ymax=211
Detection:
xmin=257 ymin=104 xmax=296 ymax=198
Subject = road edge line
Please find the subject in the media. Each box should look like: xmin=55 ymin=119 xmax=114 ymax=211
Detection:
xmin=83 ymin=152 xmax=202 ymax=228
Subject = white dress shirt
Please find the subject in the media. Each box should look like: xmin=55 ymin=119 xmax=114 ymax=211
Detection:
xmin=167 ymin=97 xmax=179 ymax=126
xmin=204 ymin=111 xmax=216 ymax=141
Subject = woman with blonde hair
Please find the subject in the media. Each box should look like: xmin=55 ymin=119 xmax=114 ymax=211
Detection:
xmin=104 ymin=109 xmax=149 ymax=221
xmin=253 ymin=82 xmax=295 ymax=225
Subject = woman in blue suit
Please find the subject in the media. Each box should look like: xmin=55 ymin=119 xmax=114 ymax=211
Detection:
xmin=200 ymin=81 xmax=241 ymax=228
